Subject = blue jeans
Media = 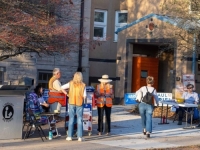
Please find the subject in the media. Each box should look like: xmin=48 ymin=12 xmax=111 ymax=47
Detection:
xmin=68 ymin=104 xmax=83 ymax=138
xmin=139 ymin=102 xmax=153 ymax=133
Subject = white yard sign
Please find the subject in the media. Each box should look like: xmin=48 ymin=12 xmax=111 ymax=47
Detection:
xmin=182 ymin=74 xmax=195 ymax=90
xmin=157 ymin=93 xmax=172 ymax=101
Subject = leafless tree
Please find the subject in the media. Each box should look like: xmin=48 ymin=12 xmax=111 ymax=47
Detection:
xmin=158 ymin=0 xmax=200 ymax=57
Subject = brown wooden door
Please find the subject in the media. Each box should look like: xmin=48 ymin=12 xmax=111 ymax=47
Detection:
xmin=132 ymin=57 xmax=159 ymax=92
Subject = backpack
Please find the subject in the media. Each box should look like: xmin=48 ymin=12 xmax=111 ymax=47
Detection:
xmin=142 ymin=86 xmax=155 ymax=105
xmin=136 ymin=91 xmax=143 ymax=103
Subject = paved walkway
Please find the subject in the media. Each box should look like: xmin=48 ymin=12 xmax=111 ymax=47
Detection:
xmin=1 ymin=105 xmax=200 ymax=150
xmin=91 ymin=106 xmax=200 ymax=149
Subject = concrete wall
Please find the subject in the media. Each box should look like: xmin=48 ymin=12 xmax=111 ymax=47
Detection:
xmin=116 ymin=17 xmax=196 ymax=102
xmin=89 ymin=0 xmax=127 ymax=85
xmin=89 ymin=0 xmax=200 ymax=103
xmin=89 ymin=0 xmax=171 ymax=103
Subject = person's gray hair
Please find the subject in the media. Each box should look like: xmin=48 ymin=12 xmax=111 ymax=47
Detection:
xmin=53 ymin=68 xmax=60 ymax=75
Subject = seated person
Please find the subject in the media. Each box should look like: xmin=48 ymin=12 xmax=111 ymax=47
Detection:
xmin=35 ymin=84 xmax=50 ymax=112
xmin=176 ymin=84 xmax=199 ymax=125
xmin=25 ymin=84 xmax=48 ymax=124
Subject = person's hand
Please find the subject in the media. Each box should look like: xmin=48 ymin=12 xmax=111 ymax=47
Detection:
xmin=41 ymin=103 xmax=49 ymax=107
xmin=61 ymin=89 xmax=68 ymax=95
xmin=43 ymin=103 xmax=49 ymax=107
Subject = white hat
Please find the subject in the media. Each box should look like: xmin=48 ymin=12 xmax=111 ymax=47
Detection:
xmin=98 ymin=75 xmax=112 ymax=83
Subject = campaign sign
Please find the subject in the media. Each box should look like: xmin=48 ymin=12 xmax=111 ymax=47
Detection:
xmin=124 ymin=93 xmax=137 ymax=105
xmin=182 ymin=74 xmax=195 ymax=90
xmin=124 ymin=93 xmax=172 ymax=105
xmin=157 ymin=93 xmax=172 ymax=101
xmin=86 ymin=86 xmax=95 ymax=92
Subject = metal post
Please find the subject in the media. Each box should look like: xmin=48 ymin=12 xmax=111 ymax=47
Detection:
xmin=192 ymin=33 xmax=196 ymax=75
xmin=77 ymin=0 xmax=85 ymax=72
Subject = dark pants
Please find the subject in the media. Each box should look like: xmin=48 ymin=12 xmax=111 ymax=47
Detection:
xmin=42 ymin=106 xmax=49 ymax=112
xmin=176 ymin=107 xmax=192 ymax=122
xmin=97 ymin=105 xmax=111 ymax=133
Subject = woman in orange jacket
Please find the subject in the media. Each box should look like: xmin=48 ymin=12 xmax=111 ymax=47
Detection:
xmin=95 ymin=75 xmax=114 ymax=136
xmin=62 ymin=72 xmax=86 ymax=142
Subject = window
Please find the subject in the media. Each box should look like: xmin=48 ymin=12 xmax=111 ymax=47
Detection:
xmin=0 ymin=72 xmax=4 ymax=85
xmin=37 ymin=70 xmax=52 ymax=89
xmin=190 ymin=0 xmax=200 ymax=12
xmin=141 ymin=70 xmax=148 ymax=78
xmin=114 ymin=10 xmax=128 ymax=41
xmin=0 ymin=67 xmax=5 ymax=85
xmin=93 ymin=9 xmax=107 ymax=40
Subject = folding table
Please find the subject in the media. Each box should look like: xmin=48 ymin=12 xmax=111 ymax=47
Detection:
xmin=159 ymin=100 xmax=198 ymax=129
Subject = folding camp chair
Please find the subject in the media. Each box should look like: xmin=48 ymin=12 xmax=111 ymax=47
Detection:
xmin=23 ymin=109 xmax=47 ymax=142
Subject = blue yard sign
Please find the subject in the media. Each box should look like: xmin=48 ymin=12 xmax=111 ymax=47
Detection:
xmin=124 ymin=93 xmax=138 ymax=105
xmin=124 ymin=92 xmax=172 ymax=105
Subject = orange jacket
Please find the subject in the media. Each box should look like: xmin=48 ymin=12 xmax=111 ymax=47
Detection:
xmin=48 ymin=92 xmax=66 ymax=106
xmin=68 ymin=81 xmax=86 ymax=106
xmin=48 ymin=76 xmax=66 ymax=106
xmin=96 ymin=84 xmax=113 ymax=107
xmin=48 ymin=76 xmax=57 ymax=90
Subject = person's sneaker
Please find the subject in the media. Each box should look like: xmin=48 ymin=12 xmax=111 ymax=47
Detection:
xmin=97 ymin=132 xmax=102 ymax=136
xmin=50 ymin=119 xmax=56 ymax=124
xmin=105 ymin=132 xmax=110 ymax=136
xmin=66 ymin=137 xmax=72 ymax=141
xmin=54 ymin=133 xmax=61 ymax=138
xmin=143 ymin=128 xmax=146 ymax=135
xmin=177 ymin=121 xmax=182 ymax=125
xmin=78 ymin=137 xmax=85 ymax=142
xmin=196 ymin=124 xmax=200 ymax=128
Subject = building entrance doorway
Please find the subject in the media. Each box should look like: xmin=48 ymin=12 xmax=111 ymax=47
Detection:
xmin=131 ymin=57 xmax=159 ymax=92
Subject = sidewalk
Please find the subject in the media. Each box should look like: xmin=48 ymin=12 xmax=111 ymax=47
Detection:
xmin=91 ymin=105 xmax=200 ymax=149
xmin=1 ymin=105 xmax=200 ymax=150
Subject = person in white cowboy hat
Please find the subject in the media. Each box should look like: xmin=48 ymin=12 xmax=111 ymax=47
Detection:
xmin=95 ymin=74 xmax=114 ymax=136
